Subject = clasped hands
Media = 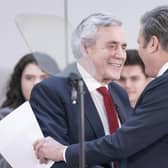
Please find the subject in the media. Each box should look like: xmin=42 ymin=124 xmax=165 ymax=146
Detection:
xmin=33 ymin=136 xmax=65 ymax=164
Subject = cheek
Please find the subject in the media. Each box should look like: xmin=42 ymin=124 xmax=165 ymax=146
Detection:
xmin=134 ymin=81 xmax=146 ymax=94
xmin=92 ymin=55 xmax=106 ymax=69
xmin=138 ymin=45 xmax=145 ymax=57
xmin=21 ymin=80 xmax=33 ymax=100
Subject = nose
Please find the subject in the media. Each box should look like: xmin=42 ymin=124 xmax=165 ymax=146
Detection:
xmin=115 ymin=46 xmax=126 ymax=59
xmin=124 ymin=79 xmax=132 ymax=89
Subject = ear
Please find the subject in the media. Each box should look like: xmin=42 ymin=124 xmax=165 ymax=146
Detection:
xmin=80 ymin=40 xmax=86 ymax=55
xmin=80 ymin=40 xmax=91 ymax=58
xmin=148 ymin=35 xmax=159 ymax=53
xmin=81 ymin=40 xmax=94 ymax=56
xmin=81 ymin=40 xmax=89 ymax=54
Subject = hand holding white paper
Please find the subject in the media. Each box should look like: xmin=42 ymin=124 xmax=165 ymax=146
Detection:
xmin=0 ymin=101 xmax=54 ymax=168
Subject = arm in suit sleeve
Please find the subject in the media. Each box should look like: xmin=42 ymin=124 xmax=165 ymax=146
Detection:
xmin=65 ymin=78 xmax=168 ymax=167
xmin=30 ymin=77 xmax=70 ymax=167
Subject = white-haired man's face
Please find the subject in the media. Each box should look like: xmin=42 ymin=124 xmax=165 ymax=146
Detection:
xmin=83 ymin=25 xmax=127 ymax=84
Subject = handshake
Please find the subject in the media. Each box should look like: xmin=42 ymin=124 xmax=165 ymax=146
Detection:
xmin=33 ymin=136 xmax=66 ymax=164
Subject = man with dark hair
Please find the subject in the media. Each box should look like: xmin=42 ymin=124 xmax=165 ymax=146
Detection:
xmin=116 ymin=49 xmax=152 ymax=107
xmin=34 ymin=5 xmax=168 ymax=168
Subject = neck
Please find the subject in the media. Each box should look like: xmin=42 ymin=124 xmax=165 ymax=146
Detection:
xmin=78 ymin=57 xmax=96 ymax=77
xmin=78 ymin=57 xmax=111 ymax=85
xmin=130 ymin=100 xmax=136 ymax=108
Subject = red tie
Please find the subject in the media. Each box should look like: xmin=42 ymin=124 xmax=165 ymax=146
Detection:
xmin=97 ymin=86 xmax=119 ymax=168
xmin=97 ymin=86 xmax=119 ymax=133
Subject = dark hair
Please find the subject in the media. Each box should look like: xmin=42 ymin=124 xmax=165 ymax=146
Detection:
xmin=140 ymin=5 xmax=168 ymax=51
xmin=1 ymin=52 xmax=59 ymax=108
xmin=125 ymin=49 xmax=147 ymax=77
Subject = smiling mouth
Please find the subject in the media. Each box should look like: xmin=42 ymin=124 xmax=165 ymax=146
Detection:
xmin=109 ymin=63 xmax=122 ymax=68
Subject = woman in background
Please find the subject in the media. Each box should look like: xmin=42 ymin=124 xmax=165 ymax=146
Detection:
xmin=0 ymin=52 xmax=60 ymax=118
xmin=0 ymin=51 xmax=60 ymax=168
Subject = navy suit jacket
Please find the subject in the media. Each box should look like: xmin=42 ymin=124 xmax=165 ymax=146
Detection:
xmin=30 ymin=63 xmax=132 ymax=168
xmin=66 ymin=70 xmax=168 ymax=168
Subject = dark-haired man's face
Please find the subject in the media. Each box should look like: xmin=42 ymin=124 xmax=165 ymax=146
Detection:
xmin=137 ymin=27 xmax=157 ymax=77
xmin=116 ymin=65 xmax=150 ymax=107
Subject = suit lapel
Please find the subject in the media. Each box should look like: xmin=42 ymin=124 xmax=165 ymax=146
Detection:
xmin=108 ymin=83 xmax=127 ymax=123
xmin=64 ymin=63 xmax=105 ymax=138
xmin=84 ymin=84 xmax=105 ymax=137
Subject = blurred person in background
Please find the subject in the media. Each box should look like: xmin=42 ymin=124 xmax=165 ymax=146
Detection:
xmin=116 ymin=49 xmax=152 ymax=107
xmin=0 ymin=51 xmax=60 ymax=168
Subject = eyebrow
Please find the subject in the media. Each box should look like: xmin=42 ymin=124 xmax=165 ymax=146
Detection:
xmin=107 ymin=41 xmax=127 ymax=47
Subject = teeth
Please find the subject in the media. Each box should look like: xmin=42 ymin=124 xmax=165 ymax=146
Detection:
xmin=110 ymin=63 xmax=121 ymax=67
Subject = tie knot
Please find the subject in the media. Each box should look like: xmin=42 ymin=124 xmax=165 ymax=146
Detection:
xmin=97 ymin=86 xmax=109 ymax=96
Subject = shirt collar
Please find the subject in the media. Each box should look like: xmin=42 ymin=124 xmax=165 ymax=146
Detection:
xmin=157 ymin=62 xmax=168 ymax=77
xmin=77 ymin=63 xmax=102 ymax=92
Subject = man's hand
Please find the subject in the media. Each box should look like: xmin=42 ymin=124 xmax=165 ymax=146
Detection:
xmin=33 ymin=136 xmax=66 ymax=164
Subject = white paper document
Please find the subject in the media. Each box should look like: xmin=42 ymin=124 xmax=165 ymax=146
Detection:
xmin=0 ymin=101 xmax=54 ymax=168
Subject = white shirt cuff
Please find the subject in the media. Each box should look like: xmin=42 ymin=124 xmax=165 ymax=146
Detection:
xmin=63 ymin=146 xmax=68 ymax=162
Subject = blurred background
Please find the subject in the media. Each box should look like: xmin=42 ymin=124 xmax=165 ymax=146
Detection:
xmin=1 ymin=0 xmax=168 ymax=70
xmin=0 ymin=0 xmax=167 ymax=101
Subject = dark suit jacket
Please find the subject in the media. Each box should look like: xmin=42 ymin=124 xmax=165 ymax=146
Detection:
xmin=30 ymin=63 xmax=132 ymax=168
xmin=66 ymin=70 xmax=168 ymax=168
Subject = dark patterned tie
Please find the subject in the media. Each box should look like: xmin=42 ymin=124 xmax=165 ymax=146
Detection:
xmin=97 ymin=86 xmax=119 ymax=168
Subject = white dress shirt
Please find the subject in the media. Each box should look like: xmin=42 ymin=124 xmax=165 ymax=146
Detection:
xmin=77 ymin=63 xmax=110 ymax=135
xmin=157 ymin=62 xmax=168 ymax=77
xmin=63 ymin=63 xmax=120 ymax=161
